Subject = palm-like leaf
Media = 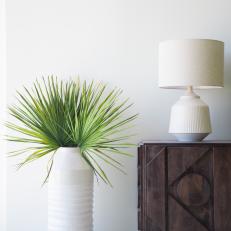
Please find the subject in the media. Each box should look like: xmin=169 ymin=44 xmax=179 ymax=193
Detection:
xmin=6 ymin=76 xmax=137 ymax=184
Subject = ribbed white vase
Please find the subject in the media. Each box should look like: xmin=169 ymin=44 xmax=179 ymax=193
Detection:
xmin=48 ymin=147 xmax=93 ymax=231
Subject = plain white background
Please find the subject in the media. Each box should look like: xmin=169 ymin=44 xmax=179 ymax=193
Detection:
xmin=0 ymin=0 xmax=6 ymax=230
xmin=4 ymin=0 xmax=231 ymax=230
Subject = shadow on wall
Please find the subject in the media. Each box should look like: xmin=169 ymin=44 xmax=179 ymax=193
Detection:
xmin=224 ymin=53 xmax=231 ymax=87
xmin=208 ymin=52 xmax=231 ymax=140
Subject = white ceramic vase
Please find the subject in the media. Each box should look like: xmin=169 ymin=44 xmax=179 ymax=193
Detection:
xmin=48 ymin=147 xmax=94 ymax=231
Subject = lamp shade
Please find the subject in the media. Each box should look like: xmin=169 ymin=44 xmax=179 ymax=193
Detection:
xmin=158 ymin=39 xmax=224 ymax=89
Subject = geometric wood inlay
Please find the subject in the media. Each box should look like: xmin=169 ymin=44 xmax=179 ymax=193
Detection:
xmin=177 ymin=173 xmax=210 ymax=207
xmin=168 ymin=147 xmax=213 ymax=230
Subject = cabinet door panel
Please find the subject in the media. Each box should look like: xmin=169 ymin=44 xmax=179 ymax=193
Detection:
xmin=214 ymin=147 xmax=231 ymax=231
xmin=168 ymin=146 xmax=213 ymax=230
xmin=145 ymin=146 xmax=166 ymax=231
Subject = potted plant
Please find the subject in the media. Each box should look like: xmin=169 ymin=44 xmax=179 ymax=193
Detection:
xmin=6 ymin=76 xmax=137 ymax=231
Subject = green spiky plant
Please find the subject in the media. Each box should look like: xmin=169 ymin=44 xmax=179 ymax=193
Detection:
xmin=6 ymin=76 xmax=137 ymax=185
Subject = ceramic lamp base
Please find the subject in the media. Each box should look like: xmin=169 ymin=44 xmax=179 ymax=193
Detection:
xmin=173 ymin=133 xmax=209 ymax=142
xmin=169 ymin=88 xmax=212 ymax=142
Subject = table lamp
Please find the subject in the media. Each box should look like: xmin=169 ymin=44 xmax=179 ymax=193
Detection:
xmin=158 ymin=39 xmax=224 ymax=141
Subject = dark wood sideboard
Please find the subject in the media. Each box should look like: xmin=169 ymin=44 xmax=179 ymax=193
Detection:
xmin=138 ymin=141 xmax=231 ymax=231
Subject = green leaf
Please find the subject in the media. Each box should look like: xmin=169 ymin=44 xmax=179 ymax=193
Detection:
xmin=6 ymin=76 xmax=137 ymax=184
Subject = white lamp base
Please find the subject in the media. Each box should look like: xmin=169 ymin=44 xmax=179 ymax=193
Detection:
xmin=174 ymin=133 xmax=209 ymax=142
xmin=169 ymin=87 xmax=212 ymax=142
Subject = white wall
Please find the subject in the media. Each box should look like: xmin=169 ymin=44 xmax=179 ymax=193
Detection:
xmin=0 ymin=0 xmax=6 ymax=230
xmin=6 ymin=0 xmax=231 ymax=230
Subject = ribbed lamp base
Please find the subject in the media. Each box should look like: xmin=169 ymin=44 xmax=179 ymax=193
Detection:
xmin=169 ymin=90 xmax=212 ymax=142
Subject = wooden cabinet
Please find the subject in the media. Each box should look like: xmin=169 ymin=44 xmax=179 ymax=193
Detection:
xmin=138 ymin=142 xmax=231 ymax=231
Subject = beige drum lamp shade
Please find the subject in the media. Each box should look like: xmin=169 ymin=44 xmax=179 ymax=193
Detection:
xmin=158 ymin=39 xmax=224 ymax=141
xmin=158 ymin=39 xmax=224 ymax=89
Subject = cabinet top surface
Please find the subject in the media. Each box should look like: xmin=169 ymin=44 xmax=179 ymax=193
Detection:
xmin=139 ymin=140 xmax=231 ymax=145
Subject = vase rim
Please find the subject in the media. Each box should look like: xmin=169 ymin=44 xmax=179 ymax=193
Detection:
xmin=58 ymin=147 xmax=80 ymax=150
